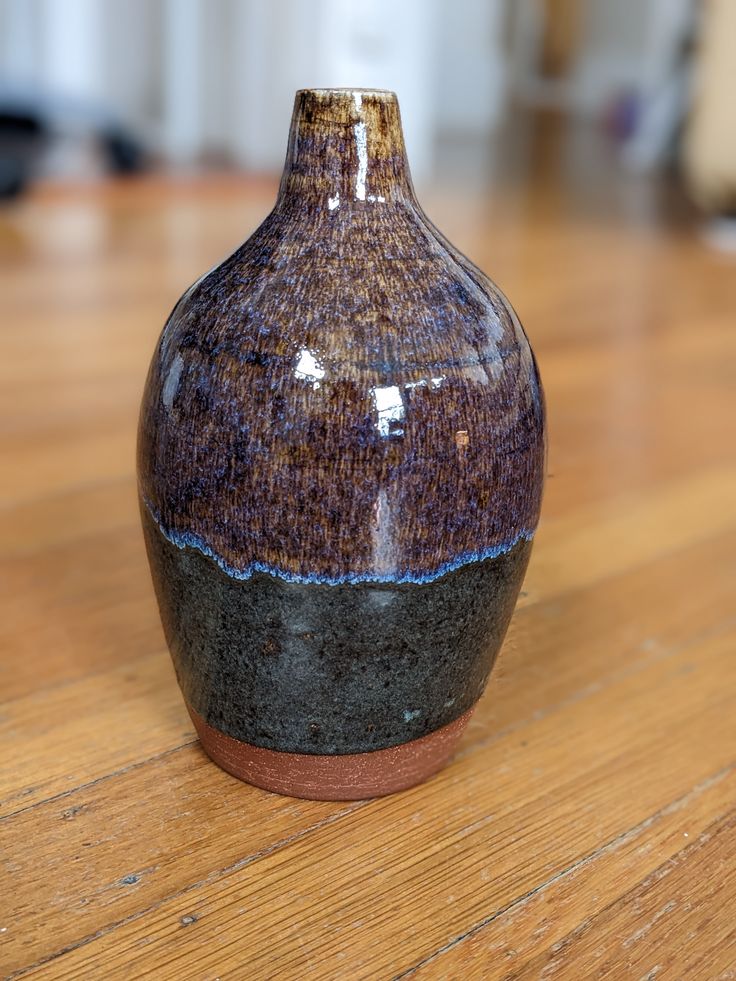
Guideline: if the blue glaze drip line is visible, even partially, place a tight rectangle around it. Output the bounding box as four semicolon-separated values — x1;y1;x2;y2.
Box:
141;497;534;587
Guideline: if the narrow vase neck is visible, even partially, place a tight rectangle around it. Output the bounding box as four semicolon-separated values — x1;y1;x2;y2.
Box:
276;89;416;210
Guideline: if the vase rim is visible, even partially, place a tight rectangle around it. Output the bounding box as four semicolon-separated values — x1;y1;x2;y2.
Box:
295;87;398;99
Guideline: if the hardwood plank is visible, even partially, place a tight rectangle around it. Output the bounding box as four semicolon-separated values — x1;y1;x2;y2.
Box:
0;429;135;509
521;466;736;607
2;149;735;977
0;524;162;705
408;773;736;979
486;528;736;738
0;478;136;560
0;655;186;818
504;808;736;980
0;750;355;977
1;530;733;969
10;625;736;979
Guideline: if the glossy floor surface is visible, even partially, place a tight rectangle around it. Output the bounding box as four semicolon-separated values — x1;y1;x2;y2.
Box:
2;124;735;977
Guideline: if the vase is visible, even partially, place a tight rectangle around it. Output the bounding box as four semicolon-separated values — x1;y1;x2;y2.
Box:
137;88;545;800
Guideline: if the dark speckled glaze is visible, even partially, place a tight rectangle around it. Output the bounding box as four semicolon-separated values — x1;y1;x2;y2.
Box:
137;89;545;798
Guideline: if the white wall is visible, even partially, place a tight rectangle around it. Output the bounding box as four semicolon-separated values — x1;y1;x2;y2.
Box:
434;0;508;134
507;0;694;116
0;0;451;181
574;0;694;113
222;0;438;180
0;0;696;180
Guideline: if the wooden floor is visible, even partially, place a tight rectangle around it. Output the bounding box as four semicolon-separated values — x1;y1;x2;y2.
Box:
1;148;735;979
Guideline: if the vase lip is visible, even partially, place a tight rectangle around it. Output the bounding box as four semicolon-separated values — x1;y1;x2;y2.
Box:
295;87;398;100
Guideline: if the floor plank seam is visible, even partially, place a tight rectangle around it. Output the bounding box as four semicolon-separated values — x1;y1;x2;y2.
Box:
0;742;197;823
453;613;736;766
391;764;736;979
522;803;736;974
5;800;368;979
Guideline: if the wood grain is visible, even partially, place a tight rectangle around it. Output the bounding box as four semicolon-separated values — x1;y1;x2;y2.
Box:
1;154;735;979
15;627;736;979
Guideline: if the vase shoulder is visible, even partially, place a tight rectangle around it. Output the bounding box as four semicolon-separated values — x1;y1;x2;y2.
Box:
162;202;526;375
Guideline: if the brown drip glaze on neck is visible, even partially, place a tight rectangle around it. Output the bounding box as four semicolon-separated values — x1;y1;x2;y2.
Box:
276;88;416;209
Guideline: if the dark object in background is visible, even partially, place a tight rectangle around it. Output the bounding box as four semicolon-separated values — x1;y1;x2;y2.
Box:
100;124;145;175
0;95;146;198
137;88;546;800
0;109;46;198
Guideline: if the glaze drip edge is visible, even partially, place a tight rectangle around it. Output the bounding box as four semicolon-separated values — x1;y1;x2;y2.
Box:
140;495;535;587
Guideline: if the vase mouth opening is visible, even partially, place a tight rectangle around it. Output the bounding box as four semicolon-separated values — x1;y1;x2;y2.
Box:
296;87;398;101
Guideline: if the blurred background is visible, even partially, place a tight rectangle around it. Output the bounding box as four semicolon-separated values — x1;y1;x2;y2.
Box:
0;0;733;222
1;1;735;685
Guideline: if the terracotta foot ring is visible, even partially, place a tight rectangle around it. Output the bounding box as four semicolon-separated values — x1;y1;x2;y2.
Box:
188;705;474;801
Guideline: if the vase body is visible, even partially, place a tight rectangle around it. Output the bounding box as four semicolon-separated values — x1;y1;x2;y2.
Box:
137;89;545;800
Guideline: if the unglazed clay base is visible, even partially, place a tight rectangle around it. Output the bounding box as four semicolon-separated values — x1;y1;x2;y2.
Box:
188;705;474;801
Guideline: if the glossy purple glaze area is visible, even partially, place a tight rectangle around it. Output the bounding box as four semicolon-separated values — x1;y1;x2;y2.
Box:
138;89;545;585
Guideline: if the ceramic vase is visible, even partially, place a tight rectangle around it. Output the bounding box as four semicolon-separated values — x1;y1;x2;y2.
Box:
137;89;545;800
